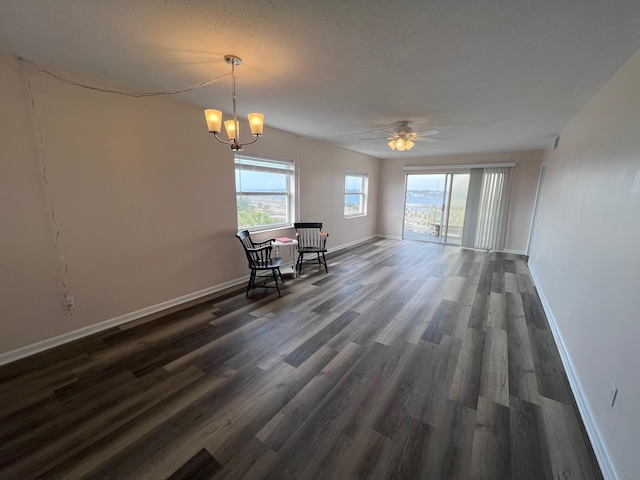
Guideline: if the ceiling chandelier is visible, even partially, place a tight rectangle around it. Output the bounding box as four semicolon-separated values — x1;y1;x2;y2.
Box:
204;55;264;151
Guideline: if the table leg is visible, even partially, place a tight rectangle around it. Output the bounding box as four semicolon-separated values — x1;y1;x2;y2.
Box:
289;243;296;277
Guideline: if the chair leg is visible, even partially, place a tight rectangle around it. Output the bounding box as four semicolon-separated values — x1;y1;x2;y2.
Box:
316;252;328;272
247;270;256;296
296;252;304;274
271;268;281;297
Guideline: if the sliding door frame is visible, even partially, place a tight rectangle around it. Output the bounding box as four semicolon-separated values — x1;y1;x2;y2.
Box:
402;163;516;248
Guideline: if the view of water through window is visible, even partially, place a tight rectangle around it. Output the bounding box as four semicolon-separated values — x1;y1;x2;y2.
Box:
404;173;469;245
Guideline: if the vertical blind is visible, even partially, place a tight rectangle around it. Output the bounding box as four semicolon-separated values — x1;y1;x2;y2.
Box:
462;167;513;250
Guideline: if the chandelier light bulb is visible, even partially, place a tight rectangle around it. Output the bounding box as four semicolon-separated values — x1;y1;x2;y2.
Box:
248;113;264;136
224;119;238;141
204;109;222;133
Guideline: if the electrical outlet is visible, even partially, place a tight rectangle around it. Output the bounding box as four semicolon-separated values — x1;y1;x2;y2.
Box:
64;295;75;311
609;382;618;407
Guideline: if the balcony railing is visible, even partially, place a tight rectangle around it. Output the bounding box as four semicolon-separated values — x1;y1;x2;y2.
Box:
404;203;442;233
404;203;465;243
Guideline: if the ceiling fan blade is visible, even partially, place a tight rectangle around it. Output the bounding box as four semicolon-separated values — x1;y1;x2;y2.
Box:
300;128;380;139
414;128;441;136
414;136;444;143
373;129;395;136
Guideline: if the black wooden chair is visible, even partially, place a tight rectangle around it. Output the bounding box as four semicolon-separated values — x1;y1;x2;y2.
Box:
294;222;329;275
236;230;284;297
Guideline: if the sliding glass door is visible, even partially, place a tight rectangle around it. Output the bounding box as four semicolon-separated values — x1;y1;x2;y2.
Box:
403;173;469;245
403;174;444;242
403;166;513;250
443;173;470;245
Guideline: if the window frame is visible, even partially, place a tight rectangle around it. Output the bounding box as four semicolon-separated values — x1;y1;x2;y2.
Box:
344;170;368;218
235;154;295;232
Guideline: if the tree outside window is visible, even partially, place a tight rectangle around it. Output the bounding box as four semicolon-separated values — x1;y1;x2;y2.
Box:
235;155;294;231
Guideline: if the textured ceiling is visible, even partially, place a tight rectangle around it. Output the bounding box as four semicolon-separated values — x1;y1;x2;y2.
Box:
1;0;640;159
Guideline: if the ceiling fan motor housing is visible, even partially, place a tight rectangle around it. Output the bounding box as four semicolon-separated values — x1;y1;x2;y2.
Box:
396;121;413;136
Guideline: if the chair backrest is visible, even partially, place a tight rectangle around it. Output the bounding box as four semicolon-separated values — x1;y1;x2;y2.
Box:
236;229;255;250
294;222;328;250
236;230;272;268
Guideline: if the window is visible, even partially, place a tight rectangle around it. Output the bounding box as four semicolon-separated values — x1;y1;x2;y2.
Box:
235;155;294;231
344;170;367;217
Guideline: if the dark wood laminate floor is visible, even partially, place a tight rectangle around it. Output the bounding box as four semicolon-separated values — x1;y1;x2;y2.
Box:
0;239;603;479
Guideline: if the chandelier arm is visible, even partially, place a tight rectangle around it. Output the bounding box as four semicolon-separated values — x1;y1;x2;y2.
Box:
242;135;260;146
212;131;259;148
212;131;234;146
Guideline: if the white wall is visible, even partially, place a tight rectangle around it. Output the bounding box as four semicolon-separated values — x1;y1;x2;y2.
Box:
298;138;379;249
0;51;65;352
377;150;542;253
0;50;379;356
529;47;640;480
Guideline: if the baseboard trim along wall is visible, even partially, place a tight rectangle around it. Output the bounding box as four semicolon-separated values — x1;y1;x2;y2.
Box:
528;264;617;480
327;234;378;253
373;236;527;255
0;276;248;367
0;236;534;368
375;234;403;241
0;235;382;367
502;248;527;255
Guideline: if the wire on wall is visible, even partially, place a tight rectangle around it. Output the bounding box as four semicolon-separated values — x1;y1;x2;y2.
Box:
22;61;72;314
19;57;228;314
19;57;230;97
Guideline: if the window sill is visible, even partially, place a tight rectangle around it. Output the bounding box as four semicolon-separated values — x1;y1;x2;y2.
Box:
246;224;294;234
344;214;366;219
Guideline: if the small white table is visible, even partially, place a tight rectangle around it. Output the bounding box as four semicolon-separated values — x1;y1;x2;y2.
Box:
272;239;298;277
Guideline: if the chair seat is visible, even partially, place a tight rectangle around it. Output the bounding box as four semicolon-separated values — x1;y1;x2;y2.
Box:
297;247;327;253
255;258;282;269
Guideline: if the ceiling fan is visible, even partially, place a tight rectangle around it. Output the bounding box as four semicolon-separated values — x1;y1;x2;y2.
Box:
363;120;443;151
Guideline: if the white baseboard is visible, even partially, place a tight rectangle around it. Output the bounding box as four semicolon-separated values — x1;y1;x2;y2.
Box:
374;235;525;254
528;264;617;480
327;234;378;253
0;276;248;367
375;234;403;240
1;236;385;367
502;248;527;255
